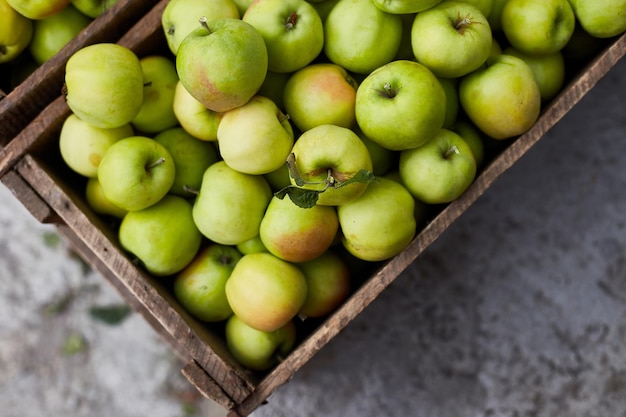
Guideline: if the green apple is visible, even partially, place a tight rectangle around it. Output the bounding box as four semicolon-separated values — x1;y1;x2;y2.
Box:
439;76;459;128
174;244;242;322
568;0;626;38
217;95;294;175
6;0;70;19
309;0;340;21
97;136;175;211
29;4;91;65
355;127;395;176
242;0;324;73
225;314;296;371
394;11;417;61
504;47;566;102
283;62;358;132
70;0;119;18
257;70;290;111
371;0;443;13
399;128;477;204
457;0;493;16
161;0;240;55
176;17;268;113
411;1;493;78
459;54;541;140
119;195;202;276
59;113;133;178
324;0;403;74
487;0;507;31
231;0;254;16
84;177;127;219
501;0;575;55
225;252;307;331
65;43;144;129
337;176;416;261
172;81;222;142
131;55;179;134
288;124;373;206
0;0;33;64
192;161;272;246
236;235;268;255
264;162;291;192
297;250;350;319
355;59;446;150
449;118;485;168
153;127;219;197
259;195;339;263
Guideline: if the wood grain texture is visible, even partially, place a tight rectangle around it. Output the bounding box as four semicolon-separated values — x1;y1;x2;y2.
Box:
181;360;236;410
0;0;162;147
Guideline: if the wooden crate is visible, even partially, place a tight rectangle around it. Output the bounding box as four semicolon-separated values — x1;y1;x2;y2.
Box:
0;1;625;415
0;0;158;147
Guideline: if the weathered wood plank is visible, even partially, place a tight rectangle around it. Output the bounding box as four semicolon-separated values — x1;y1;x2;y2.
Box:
229;31;626;417
0;169;60;224
181;360;236;410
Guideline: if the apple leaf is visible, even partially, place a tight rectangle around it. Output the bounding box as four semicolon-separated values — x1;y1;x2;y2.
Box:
285;153;308;187
335;169;377;189
274;185;321;209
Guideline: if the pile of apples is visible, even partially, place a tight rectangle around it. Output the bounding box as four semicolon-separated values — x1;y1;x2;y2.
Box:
56;0;625;372
0;0;121;94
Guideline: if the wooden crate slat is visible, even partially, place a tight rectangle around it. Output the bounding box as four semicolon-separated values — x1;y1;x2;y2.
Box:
181;360;236;410
228;32;626;417
0;169;60;224
13;154;256;404
0;0;161;147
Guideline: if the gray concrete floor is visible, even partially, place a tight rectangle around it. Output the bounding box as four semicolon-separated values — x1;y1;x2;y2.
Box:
1;58;625;417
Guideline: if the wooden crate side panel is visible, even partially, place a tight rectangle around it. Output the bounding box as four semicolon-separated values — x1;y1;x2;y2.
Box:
13;154;257;404
0;0;161;147
229;32;626;417
1;169;60;224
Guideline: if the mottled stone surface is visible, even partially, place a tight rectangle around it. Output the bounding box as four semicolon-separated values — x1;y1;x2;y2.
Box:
0;57;624;417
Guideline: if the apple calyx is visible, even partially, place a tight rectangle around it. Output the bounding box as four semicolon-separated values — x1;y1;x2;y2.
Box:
285;11;298;30
274;153;376;209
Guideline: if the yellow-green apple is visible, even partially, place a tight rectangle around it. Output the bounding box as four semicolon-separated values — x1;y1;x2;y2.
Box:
131;55;179;134
257;70;290;111
176;17;268;113
438;76;459;128
487;0;507;31
324;0;403;74
297;250;350;318
287;124;373;206
399;128;477;204
59;113;133;178
217;96;294;175
231;0;254;16
97;136;175;211
259;195;339;263
501;0;575;55
242;0;324;73
282;62;358;132
70;0;119;18
225;252;307;331
29;4;90;64
459;54;541;140
504;47;566;102
0;0;33;64
568;0;626;38
264;163;291;192
355;59;446;150
449;118;485;168
161;0;239;55
172;81;222;141
119;195;202;276
411;2;493;78
6;0;70;19
225;315;296;371
65;43;144;129
84;177;127;219
153;127;219;197
354;126;394;176
310;0;339;21
371;0;443;13
236;235;268;255
173;244;242;322
192;161;272;246
337;177;416;261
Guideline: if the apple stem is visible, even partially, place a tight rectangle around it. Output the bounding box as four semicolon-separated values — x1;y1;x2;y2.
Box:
146;157;166;170
382;82;397;98
199;16;212;34
278;113;291;123
454;14;474;33
285;11;298;30
183;185;200;195
444;145;460;159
